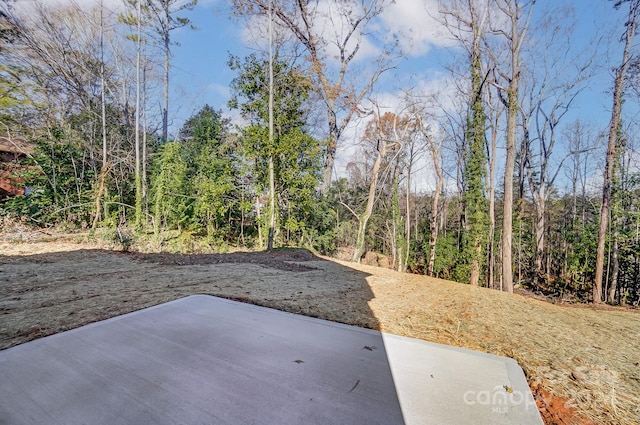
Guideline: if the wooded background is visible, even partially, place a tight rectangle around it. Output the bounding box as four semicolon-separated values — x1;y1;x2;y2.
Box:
1;0;639;305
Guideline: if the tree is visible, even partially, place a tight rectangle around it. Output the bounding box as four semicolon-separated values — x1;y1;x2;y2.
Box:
343;109;418;265
440;0;490;286
229;53;321;249
3;2;143;227
460;40;488;286
178;105;238;238
417;112;445;277
607;129;640;304
137;0;197;143
0;4;29;124
231;0;399;193
594;0;640;302
348;111;401;263
562;120;598;291
93;0;109;228
151;141;189;232
491;0;535;293
519;6;594;286
484;74;503;288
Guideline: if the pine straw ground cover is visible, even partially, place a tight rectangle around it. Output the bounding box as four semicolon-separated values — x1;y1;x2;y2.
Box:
0;236;638;425
354;263;640;425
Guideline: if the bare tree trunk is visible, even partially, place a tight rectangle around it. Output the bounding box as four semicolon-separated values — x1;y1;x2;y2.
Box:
162;10;170;142
534;190;545;284
486;148;496;289
608;234;619;303
321;108;339;194
267;0;276;251
353;140;386;263
93;0;108;229
142;50;148;219
486;80;501;289
498;0;534;293
392;172;404;272
427;188;441;276
134;0;142;228
427;137;443;277
398;121;415;273
403;163;411;272
255;196;264;248
594;0;639;302
268;155;276;250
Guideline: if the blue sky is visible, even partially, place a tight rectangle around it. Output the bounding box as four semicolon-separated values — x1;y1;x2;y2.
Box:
168;0;623;129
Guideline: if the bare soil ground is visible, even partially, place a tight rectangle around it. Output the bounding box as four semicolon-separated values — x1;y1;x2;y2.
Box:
1;234;639;425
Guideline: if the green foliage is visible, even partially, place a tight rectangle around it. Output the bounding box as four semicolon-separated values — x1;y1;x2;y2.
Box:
456;48;489;284
564;221;598;297
151;141;190;232
433;232;460;280
2;136;95;225
229;53;311;129
182;105;238;237
229;53;322;247
0;64;29;114
148;105;239;240
191;142;238;237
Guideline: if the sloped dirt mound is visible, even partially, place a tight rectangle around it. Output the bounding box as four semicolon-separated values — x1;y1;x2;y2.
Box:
531;382;597;425
131;248;319;272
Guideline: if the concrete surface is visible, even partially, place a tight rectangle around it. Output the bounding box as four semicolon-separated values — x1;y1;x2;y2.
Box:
0;295;543;425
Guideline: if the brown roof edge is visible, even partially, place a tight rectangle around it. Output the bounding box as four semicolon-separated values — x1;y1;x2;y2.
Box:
0;136;35;155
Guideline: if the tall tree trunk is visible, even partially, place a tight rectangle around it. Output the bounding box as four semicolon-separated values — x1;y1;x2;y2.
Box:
427;189;441;277
268;155;276;250
392;172;405;272
142;50;148;219
594;0;639;302
427;143;443;277
487;146;496;289
608;234;619;303
502;61;518;294
353;140;386;263
93;0;108;229
321;107;338;194
134;0;142;228
463;4;487;287
403;156;412;273
534;190;545;285
267;0;275;251
500;0;534;293
162;10;170;142
486;87;500;289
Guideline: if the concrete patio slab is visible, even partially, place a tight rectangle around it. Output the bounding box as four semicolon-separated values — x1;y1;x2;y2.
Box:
0;295;543;425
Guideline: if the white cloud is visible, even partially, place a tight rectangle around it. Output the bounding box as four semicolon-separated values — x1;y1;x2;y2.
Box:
239;0;382;63
315;0;381;62
380;0;455;57
333;71;464;190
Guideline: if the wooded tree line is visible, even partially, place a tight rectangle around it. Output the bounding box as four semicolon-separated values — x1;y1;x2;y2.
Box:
1;0;639;305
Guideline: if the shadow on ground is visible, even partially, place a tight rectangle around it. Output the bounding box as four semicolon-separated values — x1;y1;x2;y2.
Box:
1;247;414;424
1;248;379;349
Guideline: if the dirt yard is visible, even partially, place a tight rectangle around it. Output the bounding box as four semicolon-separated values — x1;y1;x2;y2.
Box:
1;235;639;425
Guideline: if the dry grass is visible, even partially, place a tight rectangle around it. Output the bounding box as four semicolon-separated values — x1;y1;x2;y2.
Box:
349;262;640;425
1;234;639;425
